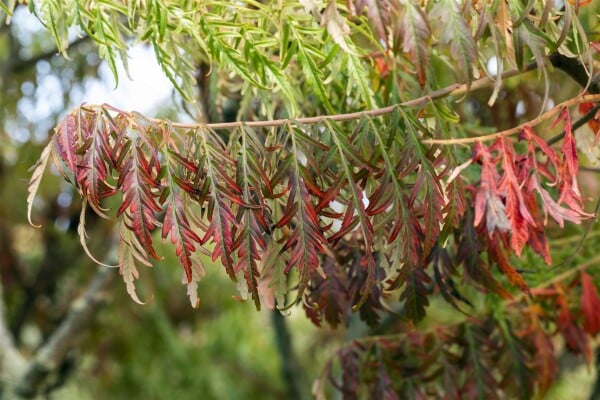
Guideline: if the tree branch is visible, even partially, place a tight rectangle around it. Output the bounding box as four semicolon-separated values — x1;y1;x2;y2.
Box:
10;36;89;74
95;55;597;142
549;53;600;94
118;63;537;130
271;310;307;400
12;267;112;398
546;103;600;146
422;94;600;145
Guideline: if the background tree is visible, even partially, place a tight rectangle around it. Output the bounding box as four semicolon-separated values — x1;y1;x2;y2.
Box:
2;0;600;398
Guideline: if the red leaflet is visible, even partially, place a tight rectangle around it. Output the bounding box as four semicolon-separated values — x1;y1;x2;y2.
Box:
54;113;84;180
232;206;269;308
520;119;591;228
78;112;117;215
580;272;600;336
472;142;510;235
278;173;327;289
555;109;588;215
201;192;236;278
566;0;592;6
117;146;162;261
487;233;530;295
161;189;202;283
472;117;592;275
440;177;466;240
387;193;422;269
414;170;444;261
303;255;349;328
398;267;432;322
457;212;510;299
528;325;558;395
529;176;587;227
519;125;559;173
494;138;533;256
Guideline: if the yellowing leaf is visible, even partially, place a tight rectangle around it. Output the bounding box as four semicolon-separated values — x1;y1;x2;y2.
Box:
321;1;355;55
27;140;53;228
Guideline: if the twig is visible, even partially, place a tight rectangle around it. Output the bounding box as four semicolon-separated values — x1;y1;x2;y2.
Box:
546;103;600;146
128;64;536;130
421;94;600;145
510;253;600;306
580;165;600;173
13;267;112;398
10;36;89;74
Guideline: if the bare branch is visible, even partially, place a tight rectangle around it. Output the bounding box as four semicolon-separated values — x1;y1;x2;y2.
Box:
0;274;27;391
10;36;89;74
13;267;112;398
127;63;538;130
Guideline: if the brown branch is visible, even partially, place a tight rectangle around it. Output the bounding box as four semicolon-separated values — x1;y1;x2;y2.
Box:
121;63;536;130
10;36;89;74
580;165;600;173
99;55;596;141
13;267;112;398
546;103;600;146
422;94;600;145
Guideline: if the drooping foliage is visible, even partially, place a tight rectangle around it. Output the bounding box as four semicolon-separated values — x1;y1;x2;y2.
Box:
14;0;600;397
29;100;595;312
316;268;600;399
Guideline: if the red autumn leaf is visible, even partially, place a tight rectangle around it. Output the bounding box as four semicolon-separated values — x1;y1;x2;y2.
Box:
398;266;432;322
528;175;588;227
554;109;591;219
201;191;236;278
304;254;349;328
350;0;397;48
161;188;202;284
580;272;600;336
77;111;117;216
278;172;327;289
521;181;551;264
487;233;530;295
413;169;444;262
54;113;86;181
373;55;390;78
396;0;430;86
472;142;510;235
117;145;162;261
494;138;534;256
440;177;466;241
519;122;592;229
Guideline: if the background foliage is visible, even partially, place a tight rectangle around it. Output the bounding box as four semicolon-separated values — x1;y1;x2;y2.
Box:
1;0;600;398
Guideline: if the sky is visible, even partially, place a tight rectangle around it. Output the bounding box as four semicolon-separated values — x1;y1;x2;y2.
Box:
81;45;174;113
9;7;176;144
